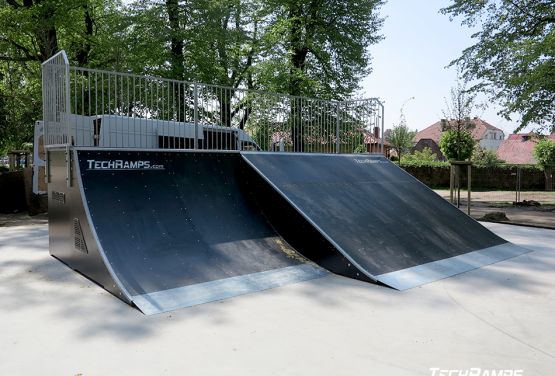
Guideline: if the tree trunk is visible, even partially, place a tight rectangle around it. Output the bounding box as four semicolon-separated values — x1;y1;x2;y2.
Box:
166;0;185;80
36;1;59;61
220;93;232;127
165;0;186;121
76;1;94;67
288;1;308;152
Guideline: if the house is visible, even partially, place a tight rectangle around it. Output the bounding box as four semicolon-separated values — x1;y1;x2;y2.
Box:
363;127;392;157
414;117;505;152
496;133;540;165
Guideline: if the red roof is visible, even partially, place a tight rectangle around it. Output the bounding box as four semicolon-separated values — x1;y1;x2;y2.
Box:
415;118;503;143
496;134;538;164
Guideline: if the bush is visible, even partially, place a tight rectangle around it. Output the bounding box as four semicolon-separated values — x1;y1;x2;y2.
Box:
401;147;449;167
472;146;505;167
533;139;555;170
353;144;367;153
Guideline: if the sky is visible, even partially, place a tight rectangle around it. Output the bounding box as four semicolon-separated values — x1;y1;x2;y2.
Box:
361;0;522;135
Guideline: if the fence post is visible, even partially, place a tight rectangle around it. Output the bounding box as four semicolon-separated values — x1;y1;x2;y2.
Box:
64;57;71;145
336;102;340;154
380;103;385;154
467;164;471;215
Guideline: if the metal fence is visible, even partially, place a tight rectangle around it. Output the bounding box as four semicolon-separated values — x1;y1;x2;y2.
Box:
42;51;384;153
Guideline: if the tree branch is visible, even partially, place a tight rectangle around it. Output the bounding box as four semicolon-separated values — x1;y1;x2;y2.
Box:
0;37;41;61
0;55;37;62
5;0;22;8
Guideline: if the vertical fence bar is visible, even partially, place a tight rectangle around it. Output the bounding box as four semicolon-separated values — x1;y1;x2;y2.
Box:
335;102;340;154
194;83;199;150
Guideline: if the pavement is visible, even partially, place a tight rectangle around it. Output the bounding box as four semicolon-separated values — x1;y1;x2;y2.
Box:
0;221;554;375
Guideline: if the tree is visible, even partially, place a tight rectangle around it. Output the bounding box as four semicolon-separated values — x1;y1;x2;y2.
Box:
439;129;475;161
0;0;125;153
438;77;479;162
0;0;385;153
260;0;384;99
441;76;479;133
533;139;555;190
472;146;504;167
260;0;384;151
386;120;416;166
441;0;555;133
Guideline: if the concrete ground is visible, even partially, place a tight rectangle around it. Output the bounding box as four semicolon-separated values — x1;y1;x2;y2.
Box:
0;221;554;376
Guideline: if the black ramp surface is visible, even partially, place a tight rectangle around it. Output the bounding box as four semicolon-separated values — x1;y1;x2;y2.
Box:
241;152;530;289
77;150;324;314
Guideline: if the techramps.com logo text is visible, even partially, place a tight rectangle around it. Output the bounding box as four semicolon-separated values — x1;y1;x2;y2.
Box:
430;368;523;376
86;159;165;171
353;158;385;164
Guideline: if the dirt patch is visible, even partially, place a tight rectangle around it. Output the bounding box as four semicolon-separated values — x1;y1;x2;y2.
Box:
469;203;555;229
433;189;555;229
479;211;510;222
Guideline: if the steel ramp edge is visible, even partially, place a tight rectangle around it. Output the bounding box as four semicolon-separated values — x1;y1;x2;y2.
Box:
375;242;531;290
132;264;327;315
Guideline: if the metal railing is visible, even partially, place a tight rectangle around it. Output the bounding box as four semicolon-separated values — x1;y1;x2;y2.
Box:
42;51;384;153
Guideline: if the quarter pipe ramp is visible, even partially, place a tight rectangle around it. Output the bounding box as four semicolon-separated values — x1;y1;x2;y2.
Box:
241;152;530;290
48;149;325;314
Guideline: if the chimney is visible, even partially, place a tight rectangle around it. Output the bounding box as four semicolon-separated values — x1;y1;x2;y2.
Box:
440;119;448;131
373;126;380;139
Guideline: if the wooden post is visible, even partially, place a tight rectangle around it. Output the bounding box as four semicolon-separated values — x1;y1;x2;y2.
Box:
450;160;472;213
449;164;454;204
467;164;471;216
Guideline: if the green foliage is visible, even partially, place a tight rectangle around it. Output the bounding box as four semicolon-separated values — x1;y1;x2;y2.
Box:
259;0;385;99
533;139;555;170
401;147;448;167
439;129;475;161
472;146;504;168
0;0;123;154
386;120;416;165
353;144;367;154
441;0;555;133
0;64;42;154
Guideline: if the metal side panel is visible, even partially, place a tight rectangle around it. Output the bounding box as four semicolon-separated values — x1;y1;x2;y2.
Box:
72;149;133;302
375;242;531;290
132;264;327;315
47;149;72;259
47;147;132;304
